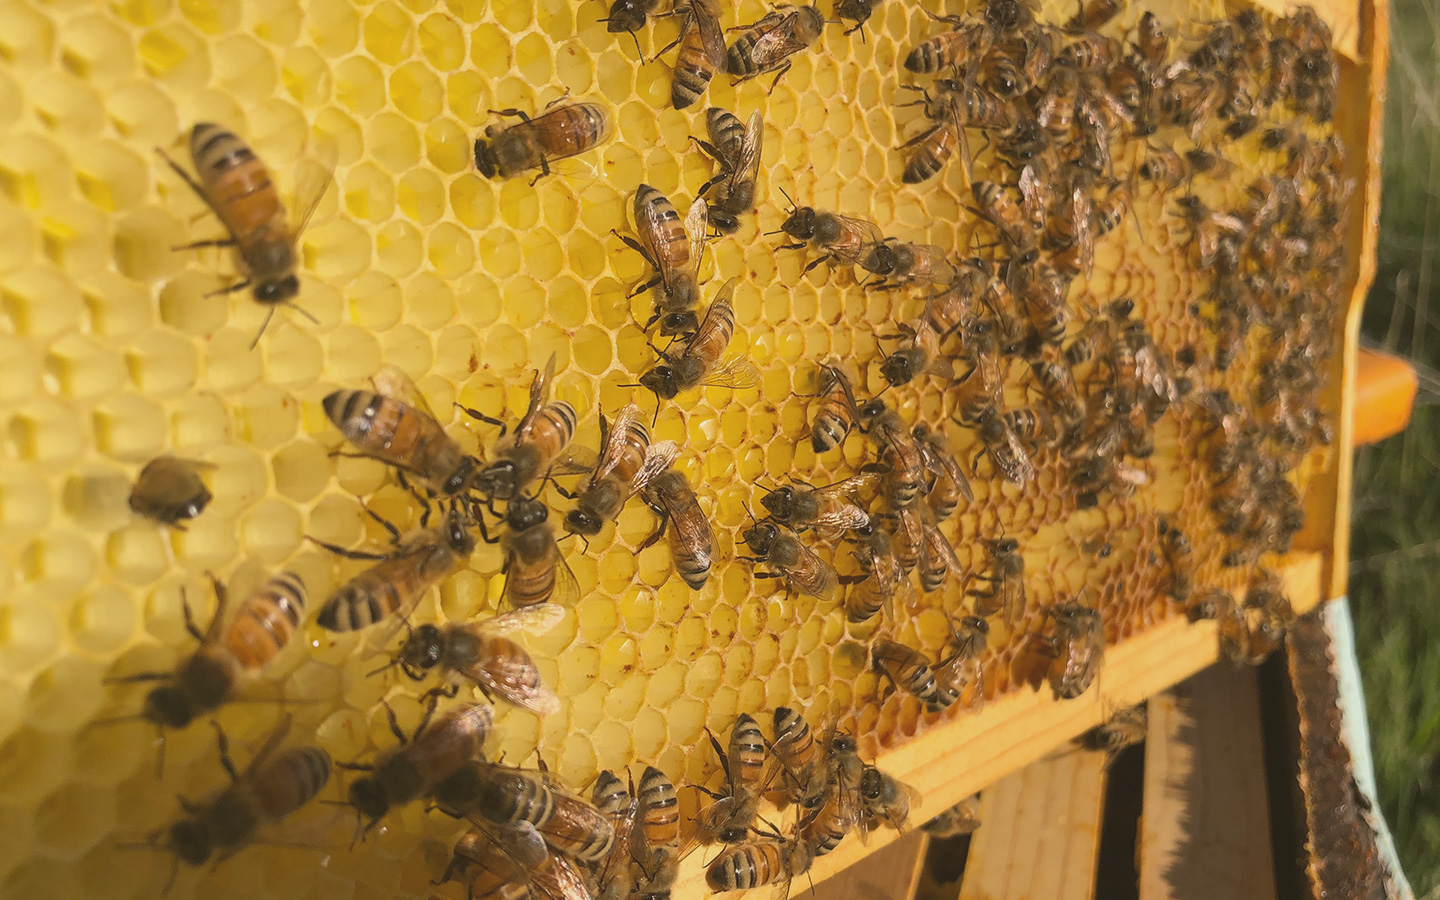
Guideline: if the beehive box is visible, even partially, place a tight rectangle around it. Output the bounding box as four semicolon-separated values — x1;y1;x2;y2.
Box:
0;0;1384;895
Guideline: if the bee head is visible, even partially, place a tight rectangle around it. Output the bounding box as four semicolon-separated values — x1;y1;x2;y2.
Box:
473;140;499;179
347;778;390;823
444;456;480;496
168;819;212;868
143;685;195;730
781;206;815;240
742;521;778;555
757;487;793;520
879;353;914;388
506;496;550;532
399;624;444;671
253;274;300;305
563;508;603;536
639;365;680;400
442;506;476;555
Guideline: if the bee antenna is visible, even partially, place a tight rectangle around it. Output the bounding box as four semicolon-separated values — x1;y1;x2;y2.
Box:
777;185;796;211
741;502;758;526
288;302;321;325
249;307;277;351
365;657;403;678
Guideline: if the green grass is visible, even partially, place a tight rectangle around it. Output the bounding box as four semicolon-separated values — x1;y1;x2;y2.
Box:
1351;0;1440;892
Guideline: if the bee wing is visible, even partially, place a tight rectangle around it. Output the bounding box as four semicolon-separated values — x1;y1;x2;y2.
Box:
694;0;728;66
592;404;644;485
595;797;643;893
372;363;440;421
631;440;681;493
817;472;883;499
685;195;709;268
926;524;965;573
480;602;567;637
726;111;764;194
472;648;561;717
700;356;761;391
517;353;558;441
548;551;583;609
290;137;338;238
917;435;975;504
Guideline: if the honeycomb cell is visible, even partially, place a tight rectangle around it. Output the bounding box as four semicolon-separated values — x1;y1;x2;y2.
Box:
372;219;424;277
138;22;211;86
281;46;332;107
8;401;86;471
362;1;415;65
391;61;443;124
427;222;476;278
334;55;385;117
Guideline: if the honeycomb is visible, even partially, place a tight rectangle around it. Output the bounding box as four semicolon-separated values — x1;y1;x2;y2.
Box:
0;0;1355;897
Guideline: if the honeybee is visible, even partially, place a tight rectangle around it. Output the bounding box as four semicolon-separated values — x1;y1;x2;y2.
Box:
536;789;617;862
1138;145;1187;189
1158;518;1193;603
859;766;916;832
1040;599;1104;699
899;97;968;186
443;761;558;828
878;319;953;387
345;702;493;832
439;826;538;900
495;496;579;610
846;522;909;624
935;615;988;709
128;456;215;529
531;854;593;900
779;201;885;274
912;424;974;520
810;363;861;453
1184;588;1230;623
564;404;680;540
157;123;331;344
872;640;949;711
968;536;1025;625
696;109;763;235
1133;11;1168;73
974;411;1036;486
1065;0;1120;32
923;794;981;837
388;603;564;716
726;5;827;90
972;181;1033;251
105;572;306;771
149;716;328;891
313;504;475;631
800;742;860;856
640;467;715;589
760;474;875;535
470;356;580;502
705;832;813;895
771;706;829;809
1175;195;1247;269
474;101;613;182
617;184;707;336
918;506;964;593
980;42;1031;97
1026;337;1086;430
862;240;959;288
591;774;640;900
696;713;767;844
888;503;925;574
667;0;727;109
1015;263;1071;343
1035;68;1078;136
857;399;926;508
1078;704;1147;762
1044;185;1094;278
741;520;840;601
927;268;984;337
635;765;681;865
903;13;988;73
325;365;479;498
639;278;760;399
951;328;1007;427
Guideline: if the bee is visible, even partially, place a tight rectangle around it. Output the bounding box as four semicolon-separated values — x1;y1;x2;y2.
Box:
971;181;1033;251
951;327;1007;427
1003;407;1058;452
639;278;760;400
602;0;661;49
912;424;974;520
474;101;613;182
1042;182;1092;254
846;521;908;623
888;502;925;574
726;5;826;90
779;201;885;274
667;0;727;109
532;854;592;900
771;706;828;808
345;702;494;832
858;399;927;508
1015;264;1070;346
1092;180;1131;236
878;320;953;387
564;404;680;540
1017;164;1048;231
1026;337;1086;429
1157;519;1193;602
438;827;537;900
923;794;981;837
935;615;988;709
471;356;580;502
1035;68;1078;137
150;716;329;890
903;14;989;73
810;363;860;453
974;410;1036;486
705;832;813;894
968;536;1025;625
1185;589;1231;623
859;766;916;832
800;748;859;856
980;42;1031;97
927;275;984;343
696;109;764;235
918;505;964;593
106;572;307;771
157;123;331;343
741;520;840;601
1078;704;1147;764
128;456;214;529
314;503;475;631
1133;11;1168;73
872;640;948;711
1138;145;1187;189
1065;0;1121;32
641;466;715;589
389;603;564;716
760;474;875;535
445;761;558;828
834;0;880;35
696;713;767;844
900;112;966;186
494;495;579;610
633;766;684;899
862;240;959;289
1039;599;1104;699
535;789;617;862
325;365;479;498
618;185;707;337
1174;196;1247;269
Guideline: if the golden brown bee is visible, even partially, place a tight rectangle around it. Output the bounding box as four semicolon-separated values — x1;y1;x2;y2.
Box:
901;114;964;185
1003;407;1058;451
470;356;580;502
771;706;830;809
879;319;953;387
1064;0;1120;32
975;410;1036;486
106;572;306;769
951;327;1008;427
1138;145;1187;190
779;201;885;274
1040;599;1104;700
444;761;558;828
1026;337;1086;429
639;278;759;399
936;615;988;709
641;466;715;589
325;365;479;498
564;404;680;540
591;773;640;900
706;832;813;893
618;184;707;336
969;536;1025;625
760;474;876;535
741;520;840;601
1185;588;1231;623
494;496;578;610
1042;180;1092;255
918;505;964;594
536;789;617;862
980;42;1031;96
667;0;727;108
532;854;592;900
872;639;949;711
923;794;981;837
857;399;927;508
157;123;330;341
1078;704;1147;762
1016;263;1071;345
846;522;908;624
726;5;826;90
696;713;767;845
1035;67;1078;136
859;766;917;832
345;702;493;832
972;180;1034;251
913;424;974;520
810;363;860;454
1158;518;1193;603
888;503;925;574
150;716;328;890
314;504;475;631
800;731;864;854
128;455;215;529
390;603;564;716
1134;11;1168;72
696;109;764;235
438;826;536;900
903;14;988;73
474;101;612;182
862;239;960;289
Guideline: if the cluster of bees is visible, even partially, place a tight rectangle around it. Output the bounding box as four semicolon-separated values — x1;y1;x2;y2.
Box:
103;0;1353;896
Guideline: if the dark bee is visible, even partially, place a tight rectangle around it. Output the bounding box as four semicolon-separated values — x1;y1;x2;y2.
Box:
872;640;949;711
1039;599;1104;699
779;201;885;274
846;521;908;624
878;320;953;387
974;410;1036;486
924;794;981;837
741;520;840;601
968;536;1025;625
861;239;959;288
602;0;661;48
760;474;876;535
913;424;974;520
695;109;763;235
474;101;613;182
835;0;880;35
903;13;988;74
858;766;916;832
857;399;926;508
129;456;214;529
726;5;826;90
1078;704;1147;764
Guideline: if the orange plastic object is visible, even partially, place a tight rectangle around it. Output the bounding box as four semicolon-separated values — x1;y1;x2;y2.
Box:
1352;349;1419;445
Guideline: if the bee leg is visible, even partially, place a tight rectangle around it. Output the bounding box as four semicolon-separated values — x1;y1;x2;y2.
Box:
306;537;389;562
358;504;405;546
179;586;208;644
210;721;240;782
764;61;793;93
204;279;254;298
455;402;507;436
487;107;534;124
172;238;237;251
638;507;670;550
800;255;832;275
419;683;462;706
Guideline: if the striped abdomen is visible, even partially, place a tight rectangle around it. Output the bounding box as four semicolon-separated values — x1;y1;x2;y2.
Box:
221;571;306;670
317;537;454;631
323;389;470;495
706;841;785;891
730;713;767;788
252;745;332;823
539;792;615;861
476;769;557;826
503;525;561;608
385;705;493;804
189;123;289;249
637;767;680;847
635;185;691;269
772;707;817;772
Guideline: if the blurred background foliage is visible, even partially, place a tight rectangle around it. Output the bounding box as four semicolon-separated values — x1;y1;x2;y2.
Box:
1352;0;1440;892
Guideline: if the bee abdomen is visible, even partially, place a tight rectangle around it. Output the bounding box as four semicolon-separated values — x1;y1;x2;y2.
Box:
222;571;307;669
318;572;405;632
255;746;332;822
